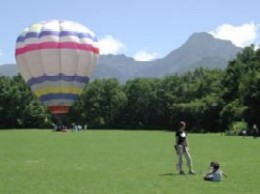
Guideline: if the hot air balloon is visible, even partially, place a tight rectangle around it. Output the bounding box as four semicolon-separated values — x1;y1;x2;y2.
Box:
15;20;99;118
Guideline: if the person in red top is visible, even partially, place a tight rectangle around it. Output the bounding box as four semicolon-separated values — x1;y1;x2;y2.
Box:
175;121;195;175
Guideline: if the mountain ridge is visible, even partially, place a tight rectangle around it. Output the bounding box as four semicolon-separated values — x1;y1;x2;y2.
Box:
0;32;242;82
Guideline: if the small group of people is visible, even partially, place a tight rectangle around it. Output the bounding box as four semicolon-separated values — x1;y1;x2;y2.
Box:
174;121;227;182
240;123;258;138
71;123;88;132
52;123;68;132
71;122;82;132
52;122;88;132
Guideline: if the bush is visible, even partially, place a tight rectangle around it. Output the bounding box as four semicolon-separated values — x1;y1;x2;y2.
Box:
226;121;247;135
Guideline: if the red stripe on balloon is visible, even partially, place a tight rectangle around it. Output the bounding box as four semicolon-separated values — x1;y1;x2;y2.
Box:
15;42;99;56
48;106;70;114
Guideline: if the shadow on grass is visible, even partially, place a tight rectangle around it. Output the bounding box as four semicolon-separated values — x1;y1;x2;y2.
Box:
159;172;197;176
159;173;180;176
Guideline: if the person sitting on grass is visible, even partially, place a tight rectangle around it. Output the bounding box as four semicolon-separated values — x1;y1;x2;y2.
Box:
203;161;227;182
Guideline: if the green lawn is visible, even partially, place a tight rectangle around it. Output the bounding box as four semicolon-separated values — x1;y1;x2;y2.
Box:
0;130;259;194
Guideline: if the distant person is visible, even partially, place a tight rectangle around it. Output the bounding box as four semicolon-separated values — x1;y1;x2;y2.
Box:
52;123;57;132
175;121;195;175
77;125;82;131
253;124;258;138
203;161;227;182
72;122;78;132
241;129;247;138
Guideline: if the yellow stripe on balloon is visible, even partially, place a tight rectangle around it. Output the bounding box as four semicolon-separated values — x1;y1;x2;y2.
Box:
34;87;82;97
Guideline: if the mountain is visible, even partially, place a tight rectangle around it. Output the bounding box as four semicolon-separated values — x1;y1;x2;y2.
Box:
0;63;18;77
0;32;241;82
142;32;241;77
94;32;241;81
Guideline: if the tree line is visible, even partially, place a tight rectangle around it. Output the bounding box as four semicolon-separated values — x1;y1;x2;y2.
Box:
0;46;259;132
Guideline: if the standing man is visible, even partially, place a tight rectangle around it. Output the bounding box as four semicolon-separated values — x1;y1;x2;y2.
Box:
175;121;195;175
253;124;258;138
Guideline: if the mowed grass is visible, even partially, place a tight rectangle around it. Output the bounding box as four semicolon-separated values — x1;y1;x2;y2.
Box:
0;130;259;194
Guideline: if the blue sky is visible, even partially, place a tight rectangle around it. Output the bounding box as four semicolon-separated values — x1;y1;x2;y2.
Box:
1;0;260;64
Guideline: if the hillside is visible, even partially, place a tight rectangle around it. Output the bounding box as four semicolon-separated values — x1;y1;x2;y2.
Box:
0;63;18;77
0;32;242;82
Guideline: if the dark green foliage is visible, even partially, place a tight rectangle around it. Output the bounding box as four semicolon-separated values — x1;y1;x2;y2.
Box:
0;46;259;132
221;45;260;129
67;78;127;129
0;75;51;129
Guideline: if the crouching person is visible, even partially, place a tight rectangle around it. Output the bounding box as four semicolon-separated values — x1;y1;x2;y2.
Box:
204;161;227;182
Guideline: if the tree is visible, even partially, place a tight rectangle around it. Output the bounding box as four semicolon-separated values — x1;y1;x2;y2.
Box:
123;78;160;129
68;78;127;128
220;45;260;129
0;75;50;128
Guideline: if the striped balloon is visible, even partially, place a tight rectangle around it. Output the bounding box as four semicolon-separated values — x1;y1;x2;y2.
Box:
15;20;99;114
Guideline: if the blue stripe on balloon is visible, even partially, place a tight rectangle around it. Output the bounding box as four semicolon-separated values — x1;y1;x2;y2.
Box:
27;74;89;87
39;93;78;102
39;31;59;38
16;30;97;43
59;31;93;39
16;32;39;42
25;32;39;39
16;35;26;42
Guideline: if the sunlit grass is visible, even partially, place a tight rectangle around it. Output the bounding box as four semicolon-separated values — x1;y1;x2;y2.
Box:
0;130;259;194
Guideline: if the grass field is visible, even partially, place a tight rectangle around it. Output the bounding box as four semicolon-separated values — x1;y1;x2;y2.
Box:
0;129;259;194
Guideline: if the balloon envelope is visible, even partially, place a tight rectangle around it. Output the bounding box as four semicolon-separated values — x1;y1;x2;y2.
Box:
15;20;99;114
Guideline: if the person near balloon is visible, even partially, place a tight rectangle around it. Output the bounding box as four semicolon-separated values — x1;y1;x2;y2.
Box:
175;121;195;175
52;123;57;131
72;122;78;132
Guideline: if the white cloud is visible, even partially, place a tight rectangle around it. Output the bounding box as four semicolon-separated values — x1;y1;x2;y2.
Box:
97;35;159;61
133;50;158;61
98;35;125;55
209;22;259;47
